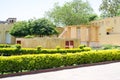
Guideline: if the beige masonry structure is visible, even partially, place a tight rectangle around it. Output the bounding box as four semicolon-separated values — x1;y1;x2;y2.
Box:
15;16;120;48
16;38;80;49
59;25;99;47
0;18;16;44
16;25;99;48
91;16;120;46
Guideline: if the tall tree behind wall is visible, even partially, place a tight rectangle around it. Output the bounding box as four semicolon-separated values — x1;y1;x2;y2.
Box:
46;0;97;26
99;0;120;18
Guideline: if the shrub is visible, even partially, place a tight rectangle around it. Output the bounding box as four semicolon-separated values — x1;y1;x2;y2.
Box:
82;47;92;51
0;44;11;48
101;44;119;50
15;44;21;50
37;46;42;51
1;49;120;74
0;48;17;56
56;46;61;51
0;47;91;56
79;45;86;49
24;35;34;38
101;44;113;50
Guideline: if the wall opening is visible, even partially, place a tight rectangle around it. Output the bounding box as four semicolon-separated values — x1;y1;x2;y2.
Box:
5;31;11;44
65;40;74;48
16;40;21;44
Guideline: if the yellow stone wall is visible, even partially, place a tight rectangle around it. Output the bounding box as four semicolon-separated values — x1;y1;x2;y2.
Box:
59;25;99;42
16;38;81;49
0;24;16;44
80;26;89;41
91;16;120;46
100;34;120;45
16;25;99;48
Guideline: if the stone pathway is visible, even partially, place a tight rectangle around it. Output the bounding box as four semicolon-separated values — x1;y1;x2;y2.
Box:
1;62;120;80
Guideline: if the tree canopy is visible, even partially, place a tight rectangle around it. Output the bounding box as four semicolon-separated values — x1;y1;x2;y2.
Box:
10;18;58;37
99;0;120;18
10;21;29;37
46;0;97;26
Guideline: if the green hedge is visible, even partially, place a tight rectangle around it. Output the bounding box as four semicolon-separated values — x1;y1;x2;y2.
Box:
0;44;11;48
0;47;91;56
0;49;120;74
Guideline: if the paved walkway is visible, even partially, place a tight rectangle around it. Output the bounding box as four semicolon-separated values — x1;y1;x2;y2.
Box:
1;62;120;80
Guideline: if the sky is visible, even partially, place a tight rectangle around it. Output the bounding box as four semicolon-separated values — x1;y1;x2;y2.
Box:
0;0;102;21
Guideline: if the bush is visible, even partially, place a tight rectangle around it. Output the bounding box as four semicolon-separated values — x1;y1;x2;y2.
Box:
1;49;120;74
82;47;92;51
56;46;61;51
101;44;119;50
0;48;18;56
15;44;21;50
79;45;86;49
37;46;42;51
0;47;91;56
0;44;11;48
24;35;34;38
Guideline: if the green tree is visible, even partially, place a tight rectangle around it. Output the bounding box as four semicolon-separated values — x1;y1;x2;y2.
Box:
10;21;29;37
29;18;58;36
10;18;58;37
88;14;98;22
46;0;96;26
99;0;120;18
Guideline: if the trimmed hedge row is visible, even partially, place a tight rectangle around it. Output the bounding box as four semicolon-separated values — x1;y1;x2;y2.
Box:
0;44;11;48
0;49;120;74
0;47;91;56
